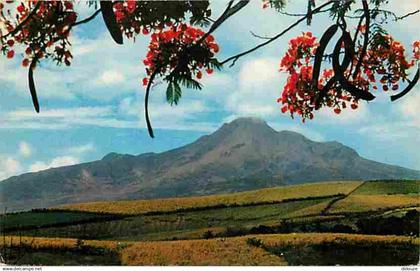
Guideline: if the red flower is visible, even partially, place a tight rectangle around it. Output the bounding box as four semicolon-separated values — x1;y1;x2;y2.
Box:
17;4;25;13
142;78;149;86
64;1;73;10
6;50;14;59
127;1;137;13
334;108;341;114
6;40;14;47
281;105;288;113
142;24;219;89
22;59;30;67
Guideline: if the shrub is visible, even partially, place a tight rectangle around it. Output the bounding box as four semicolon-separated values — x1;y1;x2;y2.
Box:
246;237;264;248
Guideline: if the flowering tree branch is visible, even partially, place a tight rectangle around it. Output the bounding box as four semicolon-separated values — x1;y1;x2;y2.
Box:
220;0;335;67
0;0;419;137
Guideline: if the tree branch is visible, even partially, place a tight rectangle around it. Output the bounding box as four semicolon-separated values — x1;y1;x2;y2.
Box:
72;9;101;27
144;69;159;138
1;2;41;39
221;0;335;67
395;9;419;21
197;0;250;44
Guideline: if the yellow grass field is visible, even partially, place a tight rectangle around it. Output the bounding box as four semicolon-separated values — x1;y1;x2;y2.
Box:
0;236;132;251
54;181;362;215
2;233;418;266
121;237;286;265
328;194;420;214
121;233;419;265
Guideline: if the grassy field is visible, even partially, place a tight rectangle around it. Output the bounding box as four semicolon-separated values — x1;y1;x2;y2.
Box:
352;180;420;195
2;180;419;265
14;198;332;240
54;181;362;215
2;233;418;266
328;194;420;214
1;210;118;231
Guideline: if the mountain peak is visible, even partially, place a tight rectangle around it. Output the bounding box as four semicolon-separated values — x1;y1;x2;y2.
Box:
212;117;276;142
229;117;267;125
2;117;419;212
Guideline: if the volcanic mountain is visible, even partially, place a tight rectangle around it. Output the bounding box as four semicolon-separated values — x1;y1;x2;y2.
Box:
1;117;418;211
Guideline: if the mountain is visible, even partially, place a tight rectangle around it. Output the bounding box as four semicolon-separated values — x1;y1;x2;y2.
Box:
1;117;419;211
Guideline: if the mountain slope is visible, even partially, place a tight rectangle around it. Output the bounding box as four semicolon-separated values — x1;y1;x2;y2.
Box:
1;117;419;211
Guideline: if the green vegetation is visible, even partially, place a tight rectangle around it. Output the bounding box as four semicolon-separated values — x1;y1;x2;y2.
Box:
265;242;419;266
12;198;331;241
2;180;420;265
4;246;120;266
328;194;419;213
1;210;122;231
353;180;420;195
55;181;362;215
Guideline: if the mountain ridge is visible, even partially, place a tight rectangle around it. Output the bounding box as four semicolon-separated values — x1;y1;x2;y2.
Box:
1;117;419;211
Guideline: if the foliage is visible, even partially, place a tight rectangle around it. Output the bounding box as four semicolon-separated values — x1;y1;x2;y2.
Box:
246;237;264;248
328;194;420;214
356;210;419;236
0;210;120;232
17;199;328;241
142;24;221;105
120;236;286;265
352;180;420;195
1;1;419;136
54;181;362;215
277;29;420;121
3;233;418;265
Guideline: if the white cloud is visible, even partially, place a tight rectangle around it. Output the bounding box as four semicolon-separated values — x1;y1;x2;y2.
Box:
395;86;420;128
29;156;80;173
226;58;281;117
18;141;32;158
0;106;139;130
0;156;22;180
314;101;371;125
268;122;326;142
67;143;95;155
96;70;125;86
7;106;114;120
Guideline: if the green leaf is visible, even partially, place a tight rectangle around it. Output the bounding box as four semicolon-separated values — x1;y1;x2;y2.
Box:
166;81;182;105
209;58;223;71
178;76;202;90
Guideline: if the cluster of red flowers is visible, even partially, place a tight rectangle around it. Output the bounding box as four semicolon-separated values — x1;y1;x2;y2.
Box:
262;0;270;9
278;31;420;121
113;0;210;38
413;41;420;60
1;1;77;68
278;32;352;120
114;0;137;22
113;0;143;38
360;34;418;92
142;24;219;86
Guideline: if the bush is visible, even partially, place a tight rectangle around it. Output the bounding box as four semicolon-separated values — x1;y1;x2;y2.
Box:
202;230;214;239
356;210;419;236
246;237;263;248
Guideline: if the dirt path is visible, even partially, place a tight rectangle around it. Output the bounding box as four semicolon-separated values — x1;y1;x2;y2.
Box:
320;181;367;215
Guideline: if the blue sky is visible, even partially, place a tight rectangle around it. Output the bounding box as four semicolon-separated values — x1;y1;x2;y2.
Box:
0;0;419;180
